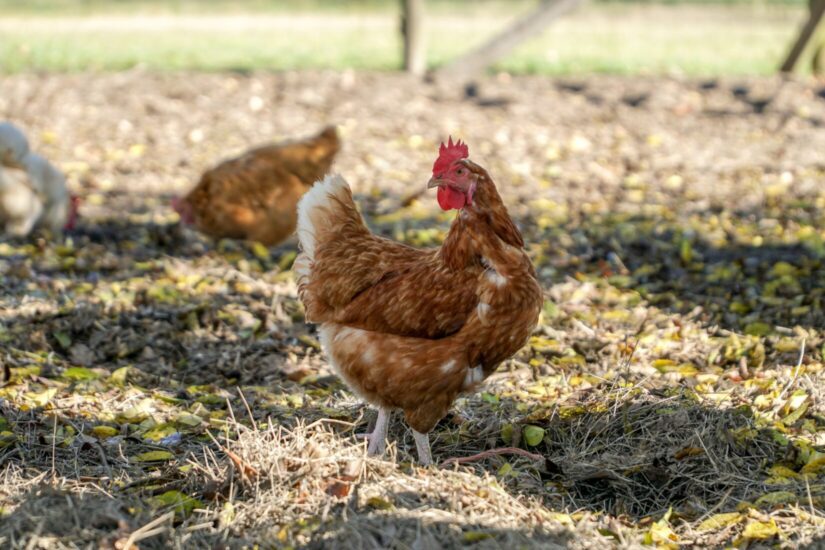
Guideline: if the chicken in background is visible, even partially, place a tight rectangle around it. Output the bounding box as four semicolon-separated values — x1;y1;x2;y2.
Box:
173;126;340;246
295;138;543;465
0;122;79;237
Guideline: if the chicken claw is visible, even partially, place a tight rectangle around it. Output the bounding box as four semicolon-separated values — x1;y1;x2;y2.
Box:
360;408;390;457
413;430;432;466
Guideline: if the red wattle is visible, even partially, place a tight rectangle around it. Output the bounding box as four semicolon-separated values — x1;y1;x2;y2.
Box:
437;186;466;211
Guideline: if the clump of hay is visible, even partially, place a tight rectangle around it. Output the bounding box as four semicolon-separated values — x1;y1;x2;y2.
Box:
183;419;611;549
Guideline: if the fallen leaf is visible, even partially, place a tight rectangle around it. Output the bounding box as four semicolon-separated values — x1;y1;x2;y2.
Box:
522;425;545;446
697;512;742;531
134;450;174;462
741;519;779;540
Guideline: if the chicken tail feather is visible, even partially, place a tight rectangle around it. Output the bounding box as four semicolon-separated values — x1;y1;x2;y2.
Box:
296;173;361;263
295;173;367;321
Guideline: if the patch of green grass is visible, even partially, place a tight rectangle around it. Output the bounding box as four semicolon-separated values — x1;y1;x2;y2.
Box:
0;0;809;15
0;5;812;75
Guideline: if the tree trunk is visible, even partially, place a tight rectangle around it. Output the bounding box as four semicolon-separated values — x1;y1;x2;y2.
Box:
401;0;426;76
780;0;825;72
433;0;582;82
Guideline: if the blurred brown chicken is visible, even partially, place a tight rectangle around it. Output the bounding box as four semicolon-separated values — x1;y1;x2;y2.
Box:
173;126;340;245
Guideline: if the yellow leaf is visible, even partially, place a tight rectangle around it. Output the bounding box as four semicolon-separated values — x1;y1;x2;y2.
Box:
366;496;393;510
462;531;492;543
741;519;779;540
23;387;58;407
645;520;677;545
134;450;174;462
550;512;574;526
768;464;800;479
782;402;809;426
679;238;693;264
250;242;270;261
142;423;178;442
128;144;145;157
554;355;586;368
802;450;825;474
697;512;742;531
110;366;131;385
497;463;513;477
755;491;798;507
785;390;808;413
91;426;119;439
115;398;155;424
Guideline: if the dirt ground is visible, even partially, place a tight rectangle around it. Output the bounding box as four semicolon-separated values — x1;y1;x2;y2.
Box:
1;71;825;548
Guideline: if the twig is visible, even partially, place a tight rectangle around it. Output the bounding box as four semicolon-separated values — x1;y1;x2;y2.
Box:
306;418;359;430
122;511;174;550
805;475;820;518
50;415;57;480
236;387;256;426
206;431;259;481
440;447;544;469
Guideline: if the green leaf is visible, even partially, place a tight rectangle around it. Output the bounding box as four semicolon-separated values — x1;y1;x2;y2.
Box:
500;423;514;445
149;490;202;517
522;425;545;446
53;331;71;350
744;322;772;337
481;392;499;404
0;431;18;448
175;413;203;428
62;367;100;382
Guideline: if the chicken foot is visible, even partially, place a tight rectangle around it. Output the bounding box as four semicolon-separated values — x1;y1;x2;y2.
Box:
358;407;390;456
413;430;432;466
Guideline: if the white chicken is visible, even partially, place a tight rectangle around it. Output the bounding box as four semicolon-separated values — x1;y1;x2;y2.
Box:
0;122;78;237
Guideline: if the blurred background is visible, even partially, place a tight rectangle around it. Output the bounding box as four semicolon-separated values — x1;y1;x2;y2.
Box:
0;0;821;76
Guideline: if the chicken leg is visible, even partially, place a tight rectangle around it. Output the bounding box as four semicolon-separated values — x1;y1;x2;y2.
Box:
364;407;390;456
413;430;432;466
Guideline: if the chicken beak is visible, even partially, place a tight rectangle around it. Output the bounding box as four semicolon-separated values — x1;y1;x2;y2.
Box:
427;177;441;189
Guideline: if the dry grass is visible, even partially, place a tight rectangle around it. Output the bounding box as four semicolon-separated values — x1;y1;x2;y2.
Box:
2;71;825;548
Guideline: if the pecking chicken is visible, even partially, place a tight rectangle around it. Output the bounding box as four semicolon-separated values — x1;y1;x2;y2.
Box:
294;138;542;465
173;125;340;246
0;122;79;237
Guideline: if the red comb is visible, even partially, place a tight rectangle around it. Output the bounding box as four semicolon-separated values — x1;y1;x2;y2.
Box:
432;136;469;175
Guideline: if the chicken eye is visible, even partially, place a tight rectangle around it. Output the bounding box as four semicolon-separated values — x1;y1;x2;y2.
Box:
456;168;464;175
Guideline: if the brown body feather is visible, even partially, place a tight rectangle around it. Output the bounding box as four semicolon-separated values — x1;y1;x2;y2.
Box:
182;126;339;245
295;163;542;435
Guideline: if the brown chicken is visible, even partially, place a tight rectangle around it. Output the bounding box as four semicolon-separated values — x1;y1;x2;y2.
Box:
173;126;340;245
294;138;542;465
